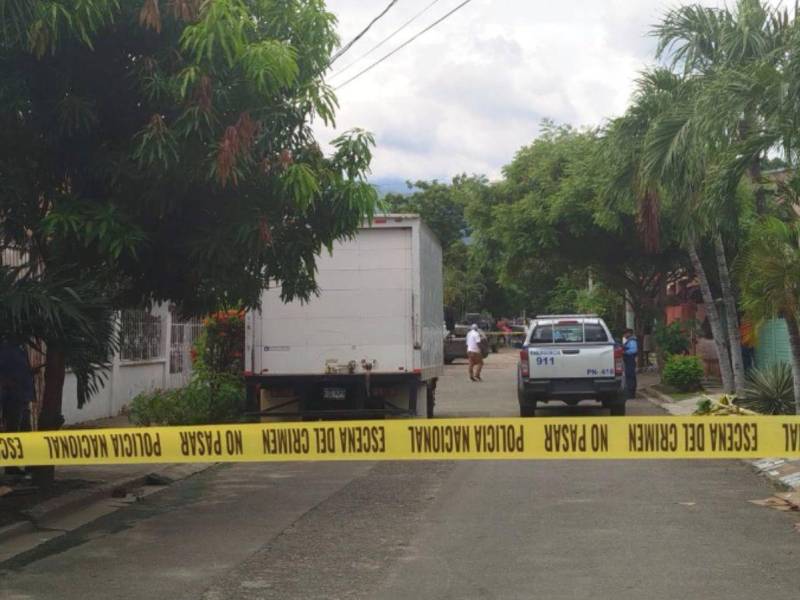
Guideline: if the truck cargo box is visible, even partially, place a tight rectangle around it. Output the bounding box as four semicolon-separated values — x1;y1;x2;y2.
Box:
245;215;443;419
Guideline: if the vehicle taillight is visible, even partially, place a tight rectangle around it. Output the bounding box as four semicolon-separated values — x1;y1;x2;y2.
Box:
614;346;624;376
520;349;529;377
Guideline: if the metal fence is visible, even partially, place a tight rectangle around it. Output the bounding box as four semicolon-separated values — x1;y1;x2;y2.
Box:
119;309;164;362
170;318;204;387
2;246;27;268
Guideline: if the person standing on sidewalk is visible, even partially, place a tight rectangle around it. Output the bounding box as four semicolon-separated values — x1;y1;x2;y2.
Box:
466;324;483;382
622;329;638;399
0;339;34;476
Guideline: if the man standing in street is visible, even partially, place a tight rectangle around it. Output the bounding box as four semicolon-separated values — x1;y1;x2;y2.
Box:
622;328;638;399
466;324;483;382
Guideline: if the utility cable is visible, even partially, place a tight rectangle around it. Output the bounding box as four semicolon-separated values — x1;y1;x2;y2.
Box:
329;0;401;66
329;0;444;81
334;0;475;90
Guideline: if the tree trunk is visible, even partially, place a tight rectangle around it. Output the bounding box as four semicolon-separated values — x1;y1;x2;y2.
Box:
713;233;746;397
688;242;735;393
785;315;800;415
31;347;67;488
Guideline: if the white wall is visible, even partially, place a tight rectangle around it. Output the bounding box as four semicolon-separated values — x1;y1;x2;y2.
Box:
61;304;180;425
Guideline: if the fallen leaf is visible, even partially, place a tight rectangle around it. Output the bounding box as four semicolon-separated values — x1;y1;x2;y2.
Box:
749;497;800;512
776;492;800;508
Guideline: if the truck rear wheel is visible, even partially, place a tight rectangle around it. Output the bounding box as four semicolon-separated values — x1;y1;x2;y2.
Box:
518;386;537;417
604;391;626;416
609;401;626;416
426;381;436;418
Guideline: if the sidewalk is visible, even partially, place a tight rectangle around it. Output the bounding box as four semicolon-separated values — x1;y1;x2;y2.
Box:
0;413;216;551
640;381;800;494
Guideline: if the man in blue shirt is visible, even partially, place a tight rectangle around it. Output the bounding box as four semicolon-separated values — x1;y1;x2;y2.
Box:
622;329;638;399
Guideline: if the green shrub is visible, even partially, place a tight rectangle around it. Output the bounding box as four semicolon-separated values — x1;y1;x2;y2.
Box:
654;321;693;356
129;375;245;426
738;363;795;415
662;354;704;391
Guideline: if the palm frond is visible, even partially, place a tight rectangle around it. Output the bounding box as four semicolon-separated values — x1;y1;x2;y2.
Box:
0;265;118;407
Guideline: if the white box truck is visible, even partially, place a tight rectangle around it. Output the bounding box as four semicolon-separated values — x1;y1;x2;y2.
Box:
244;215;444;419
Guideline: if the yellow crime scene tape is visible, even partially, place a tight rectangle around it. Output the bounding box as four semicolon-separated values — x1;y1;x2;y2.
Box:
2;416;800;466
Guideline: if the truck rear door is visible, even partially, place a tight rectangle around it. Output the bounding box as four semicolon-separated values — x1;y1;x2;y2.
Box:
527;321;615;379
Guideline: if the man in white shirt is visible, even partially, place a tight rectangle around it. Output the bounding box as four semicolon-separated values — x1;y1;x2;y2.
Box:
466;324;483;382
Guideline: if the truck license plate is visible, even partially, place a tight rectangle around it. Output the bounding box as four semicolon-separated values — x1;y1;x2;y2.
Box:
323;387;346;400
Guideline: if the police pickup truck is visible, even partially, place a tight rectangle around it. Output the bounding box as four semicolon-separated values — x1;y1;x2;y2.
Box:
517;315;625;416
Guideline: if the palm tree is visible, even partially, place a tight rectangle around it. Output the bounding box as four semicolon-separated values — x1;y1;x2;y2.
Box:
604;70;738;393
739;216;800;413
649;0;793;397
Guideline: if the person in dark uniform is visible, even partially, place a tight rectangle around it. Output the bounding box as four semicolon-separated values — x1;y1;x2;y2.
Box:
622;329;638;399
0;340;34;475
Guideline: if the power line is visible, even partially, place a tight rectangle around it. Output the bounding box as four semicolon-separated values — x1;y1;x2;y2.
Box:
334;0;475;90
329;0;444;82
328;0;401;66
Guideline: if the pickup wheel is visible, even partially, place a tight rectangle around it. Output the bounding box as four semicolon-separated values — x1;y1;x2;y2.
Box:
608;398;626;416
517;387;537;417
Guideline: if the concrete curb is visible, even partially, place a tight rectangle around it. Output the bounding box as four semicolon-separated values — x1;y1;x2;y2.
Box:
640;387;697;416
0;520;36;543
642;386;673;405
0;463;215;544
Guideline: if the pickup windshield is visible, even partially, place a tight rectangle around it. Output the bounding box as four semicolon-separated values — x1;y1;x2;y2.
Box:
529;323;608;344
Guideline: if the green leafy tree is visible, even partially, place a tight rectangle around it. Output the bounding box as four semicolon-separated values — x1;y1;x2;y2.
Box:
384;179;469;250
0;1;378;440
484;124;685;336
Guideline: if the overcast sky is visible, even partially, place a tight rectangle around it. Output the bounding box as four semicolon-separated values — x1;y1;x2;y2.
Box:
314;0;732;184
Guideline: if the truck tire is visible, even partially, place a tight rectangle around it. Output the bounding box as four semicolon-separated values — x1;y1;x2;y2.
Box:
517;385;537;417
608;393;626;416
426;380;436;418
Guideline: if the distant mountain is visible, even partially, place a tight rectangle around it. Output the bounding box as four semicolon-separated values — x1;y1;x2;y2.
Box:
371;177;413;197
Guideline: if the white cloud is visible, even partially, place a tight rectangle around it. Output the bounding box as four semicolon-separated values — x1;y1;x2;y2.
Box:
315;0;731;181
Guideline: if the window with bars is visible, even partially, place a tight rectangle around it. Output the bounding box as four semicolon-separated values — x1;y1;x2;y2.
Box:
119;310;164;362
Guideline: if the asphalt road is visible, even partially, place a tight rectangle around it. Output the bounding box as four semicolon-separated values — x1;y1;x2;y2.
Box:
2;351;799;599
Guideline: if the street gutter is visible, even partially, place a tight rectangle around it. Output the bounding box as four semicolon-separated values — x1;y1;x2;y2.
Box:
0;462;215;546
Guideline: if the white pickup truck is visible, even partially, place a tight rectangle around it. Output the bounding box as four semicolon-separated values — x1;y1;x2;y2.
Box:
517;315;625;416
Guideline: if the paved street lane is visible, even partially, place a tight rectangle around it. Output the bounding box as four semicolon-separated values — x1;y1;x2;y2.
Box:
2;350;799;599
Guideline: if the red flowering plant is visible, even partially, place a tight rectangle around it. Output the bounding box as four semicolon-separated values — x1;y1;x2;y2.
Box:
194;309;246;380
129;309;246;426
